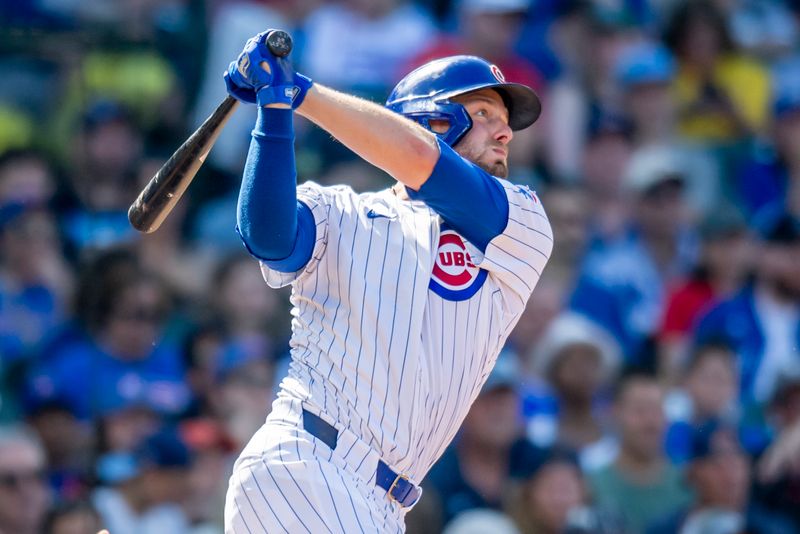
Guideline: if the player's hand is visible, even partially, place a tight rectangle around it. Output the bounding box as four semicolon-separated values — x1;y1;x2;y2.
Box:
223;30;313;109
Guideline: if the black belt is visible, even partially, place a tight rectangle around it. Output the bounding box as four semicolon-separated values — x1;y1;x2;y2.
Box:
302;409;421;508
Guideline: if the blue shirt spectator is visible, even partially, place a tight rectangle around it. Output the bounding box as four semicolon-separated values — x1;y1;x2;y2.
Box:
648;420;794;534
26;331;189;421
0;204;72;365
571;144;699;361
694;213;800;406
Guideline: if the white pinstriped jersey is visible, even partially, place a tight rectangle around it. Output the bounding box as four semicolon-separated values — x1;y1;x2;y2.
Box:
260;178;552;485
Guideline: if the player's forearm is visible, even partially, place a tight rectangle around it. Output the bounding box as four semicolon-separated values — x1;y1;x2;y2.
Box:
296;84;439;190
237;107;297;258
237;107;317;272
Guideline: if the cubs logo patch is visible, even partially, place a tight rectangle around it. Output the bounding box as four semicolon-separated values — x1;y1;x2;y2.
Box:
490;64;506;83
429;229;488;301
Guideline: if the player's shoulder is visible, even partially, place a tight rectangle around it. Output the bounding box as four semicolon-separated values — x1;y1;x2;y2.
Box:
496;177;534;196
495;178;544;210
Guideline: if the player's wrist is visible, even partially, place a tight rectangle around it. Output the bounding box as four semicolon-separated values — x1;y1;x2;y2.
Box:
292;73;313;109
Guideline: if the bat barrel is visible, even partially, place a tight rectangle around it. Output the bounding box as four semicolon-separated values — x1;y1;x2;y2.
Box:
128;96;239;233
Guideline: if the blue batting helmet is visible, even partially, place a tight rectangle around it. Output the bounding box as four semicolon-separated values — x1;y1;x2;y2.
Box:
386;56;541;146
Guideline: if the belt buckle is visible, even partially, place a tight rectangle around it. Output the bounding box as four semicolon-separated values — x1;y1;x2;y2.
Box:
387;473;409;501
387;473;418;507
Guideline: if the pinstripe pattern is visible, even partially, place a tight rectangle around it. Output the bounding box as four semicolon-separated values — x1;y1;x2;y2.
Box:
227;179;552;531
225;397;405;533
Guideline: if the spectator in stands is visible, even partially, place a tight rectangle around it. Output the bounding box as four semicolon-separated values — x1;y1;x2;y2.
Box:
614;40;722;216
0;149;58;206
659;205;752;382
442;508;520;534
43;500;102;534
26;401;92;501
724;0;798;63
755;371;800;529
301;0;435;97
648;419;794;534
182;321;225;417
527;313;621;472
664;342;741;463
579;109;633;245
505;448;593;534
571;144;698;363
92;428;193;534
544;5;641;181
26;250;190;420
735;76;800;219
614;42;676;148
0;425;51;534
409;0;540;88
208;337;276;450
94;393;163;458
61;101;143;251
588;372;691;533
424;350;544;527
665;0;770;145
694;211;800;405
0;203;74;365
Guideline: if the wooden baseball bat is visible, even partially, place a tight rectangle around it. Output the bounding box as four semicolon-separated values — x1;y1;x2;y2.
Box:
128;30;293;233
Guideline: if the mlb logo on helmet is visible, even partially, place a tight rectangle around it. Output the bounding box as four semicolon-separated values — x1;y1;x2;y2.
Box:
430;229;488;301
490;64;505;83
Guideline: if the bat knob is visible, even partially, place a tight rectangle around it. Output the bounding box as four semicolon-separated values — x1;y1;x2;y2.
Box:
266;30;293;58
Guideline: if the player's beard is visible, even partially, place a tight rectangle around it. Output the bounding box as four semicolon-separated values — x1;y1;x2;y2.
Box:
455;143;509;178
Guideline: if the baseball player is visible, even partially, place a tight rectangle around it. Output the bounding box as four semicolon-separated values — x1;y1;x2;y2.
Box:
222;30;553;533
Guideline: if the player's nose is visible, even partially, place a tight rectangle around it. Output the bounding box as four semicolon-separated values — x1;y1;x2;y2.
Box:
493;119;513;145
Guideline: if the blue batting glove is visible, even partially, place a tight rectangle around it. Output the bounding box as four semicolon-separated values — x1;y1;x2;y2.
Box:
223;30;313;109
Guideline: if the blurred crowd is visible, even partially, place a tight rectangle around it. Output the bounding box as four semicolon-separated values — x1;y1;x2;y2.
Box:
1;0;800;532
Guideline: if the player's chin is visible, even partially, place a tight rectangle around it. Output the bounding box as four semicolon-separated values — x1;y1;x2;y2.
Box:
489;159;508;178
474;155;508;178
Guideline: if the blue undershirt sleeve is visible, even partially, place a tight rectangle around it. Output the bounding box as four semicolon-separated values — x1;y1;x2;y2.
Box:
406;137;509;252
236;107;315;272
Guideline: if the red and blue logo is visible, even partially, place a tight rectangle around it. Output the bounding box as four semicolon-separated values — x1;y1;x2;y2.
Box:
429;228;488;301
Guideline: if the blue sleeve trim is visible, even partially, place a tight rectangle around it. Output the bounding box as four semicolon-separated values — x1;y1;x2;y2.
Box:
257;201;316;272
237;107;315;272
406;137;509;252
